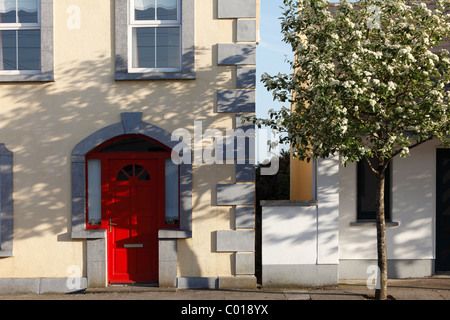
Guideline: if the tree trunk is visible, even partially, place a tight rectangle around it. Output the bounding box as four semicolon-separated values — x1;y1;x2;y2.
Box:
375;168;388;300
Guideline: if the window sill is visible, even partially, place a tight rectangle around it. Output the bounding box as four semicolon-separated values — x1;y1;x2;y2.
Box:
115;72;196;81
0;73;55;83
0;250;13;258
260;200;317;207
350;221;399;227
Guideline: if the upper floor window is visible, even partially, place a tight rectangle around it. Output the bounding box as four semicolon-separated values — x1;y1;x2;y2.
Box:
115;0;195;80
0;0;53;82
130;0;181;72
0;0;40;74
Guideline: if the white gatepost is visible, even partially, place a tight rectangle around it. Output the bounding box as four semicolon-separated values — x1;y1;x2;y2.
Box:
261;156;339;287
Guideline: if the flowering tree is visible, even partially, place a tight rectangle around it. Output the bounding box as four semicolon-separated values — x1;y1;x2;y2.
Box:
257;0;450;299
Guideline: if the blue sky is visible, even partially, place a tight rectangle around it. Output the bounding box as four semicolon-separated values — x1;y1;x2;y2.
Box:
256;1;293;161
256;1;292;119
254;1;354;162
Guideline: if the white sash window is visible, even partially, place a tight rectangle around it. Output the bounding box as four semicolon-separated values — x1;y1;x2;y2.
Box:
0;0;40;74
129;0;181;72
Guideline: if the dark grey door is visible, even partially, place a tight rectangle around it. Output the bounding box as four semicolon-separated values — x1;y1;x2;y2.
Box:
436;149;450;271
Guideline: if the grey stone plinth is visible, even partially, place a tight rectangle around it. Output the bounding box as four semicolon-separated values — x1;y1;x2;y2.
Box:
262;264;338;287
0;278;88;294
218;276;257;289
159;240;178;287
177;277;218;289
87;238;107;288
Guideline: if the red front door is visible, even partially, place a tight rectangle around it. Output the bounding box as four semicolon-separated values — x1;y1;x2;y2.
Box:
105;158;160;283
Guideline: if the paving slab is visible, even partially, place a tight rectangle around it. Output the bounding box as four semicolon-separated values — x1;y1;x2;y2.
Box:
282;290;311;300
0;275;449;300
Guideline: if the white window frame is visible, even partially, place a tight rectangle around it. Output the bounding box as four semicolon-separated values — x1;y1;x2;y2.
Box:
128;0;182;73
0;0;41;75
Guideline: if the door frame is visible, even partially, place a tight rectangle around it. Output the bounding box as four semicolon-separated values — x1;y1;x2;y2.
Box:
85;136;173;284
71;114;193;288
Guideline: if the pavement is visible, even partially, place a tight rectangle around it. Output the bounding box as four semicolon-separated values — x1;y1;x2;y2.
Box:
0;274;449;301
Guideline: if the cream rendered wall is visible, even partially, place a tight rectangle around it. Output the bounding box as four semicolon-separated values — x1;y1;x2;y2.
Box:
0;0;241;279
339;140;442;261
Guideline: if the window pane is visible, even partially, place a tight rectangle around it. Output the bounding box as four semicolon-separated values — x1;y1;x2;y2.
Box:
157;0;177;20
134;164;145;177
87;159;102;226
117;170;129;181
357;159;391;220
137;169;150;181
18;29;40;70
358;160;377;219
0;0;16;23
132;27;155;68
135;0;155;20
18;0;38;23
0;30;16;70
156;27;179;68
122;165;134;177
165;158;179;225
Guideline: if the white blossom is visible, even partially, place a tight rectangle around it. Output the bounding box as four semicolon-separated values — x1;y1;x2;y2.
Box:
352;30;363;38
343;81;352;88
400;147;410;158
329;79;340;86
374;122;381;130
387;81;397;91
399;46;412;55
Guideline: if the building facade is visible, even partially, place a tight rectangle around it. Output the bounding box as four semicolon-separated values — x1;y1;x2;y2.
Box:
0;0;260;293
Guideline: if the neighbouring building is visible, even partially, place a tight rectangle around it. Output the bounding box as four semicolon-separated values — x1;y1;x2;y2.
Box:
262;140;450;287
0;0;260;293
261;2;450;287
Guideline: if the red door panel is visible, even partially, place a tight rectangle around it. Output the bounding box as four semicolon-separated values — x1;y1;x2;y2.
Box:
105;159;160;284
